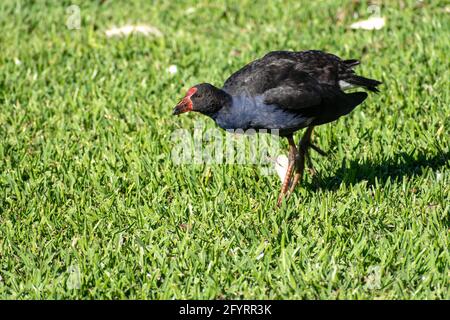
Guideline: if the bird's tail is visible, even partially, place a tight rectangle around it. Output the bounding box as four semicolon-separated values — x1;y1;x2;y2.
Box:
312;91;368;126
343;59;360;68
346;75;382;93
339;92;368;116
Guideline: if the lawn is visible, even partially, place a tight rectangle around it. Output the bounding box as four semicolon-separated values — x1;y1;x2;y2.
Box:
0;0;448;299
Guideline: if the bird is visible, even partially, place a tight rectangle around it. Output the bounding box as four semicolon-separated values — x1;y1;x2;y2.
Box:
173;50;381;206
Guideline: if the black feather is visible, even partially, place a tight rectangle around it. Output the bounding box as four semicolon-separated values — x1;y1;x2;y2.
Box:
346;75;382;92
343;59;360;68
308;91;368;126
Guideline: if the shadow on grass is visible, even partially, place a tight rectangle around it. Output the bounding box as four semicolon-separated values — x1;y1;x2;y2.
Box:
312;149;450;191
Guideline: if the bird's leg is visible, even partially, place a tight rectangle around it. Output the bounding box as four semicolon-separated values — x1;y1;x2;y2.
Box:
309;142;327;157
287;127;313;196
305;149;316;176
277;135;297;207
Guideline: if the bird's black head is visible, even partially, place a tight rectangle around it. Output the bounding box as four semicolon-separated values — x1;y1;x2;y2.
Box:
173;83;230;117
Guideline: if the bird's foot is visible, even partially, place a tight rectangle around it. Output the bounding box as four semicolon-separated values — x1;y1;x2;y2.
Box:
307;166;316;176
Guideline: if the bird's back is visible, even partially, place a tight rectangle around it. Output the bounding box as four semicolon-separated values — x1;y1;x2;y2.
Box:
221;50;380;130
223;50;380;95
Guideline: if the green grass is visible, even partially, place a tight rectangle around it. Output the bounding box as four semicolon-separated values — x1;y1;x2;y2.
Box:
0;0;449;299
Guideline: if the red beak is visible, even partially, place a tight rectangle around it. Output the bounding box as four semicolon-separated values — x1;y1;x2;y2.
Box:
173;87;197;115
173;98;192;115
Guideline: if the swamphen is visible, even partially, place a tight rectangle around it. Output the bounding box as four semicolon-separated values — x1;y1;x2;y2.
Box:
173;50;381;206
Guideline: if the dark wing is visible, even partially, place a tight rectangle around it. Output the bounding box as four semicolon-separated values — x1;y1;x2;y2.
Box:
223;50;340;96
223;50;381;95
223;50;371;125
261;61;329;110
262;68;368;125
300;88;368;126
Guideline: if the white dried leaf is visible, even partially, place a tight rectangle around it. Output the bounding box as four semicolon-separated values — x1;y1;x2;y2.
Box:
105;24;163;38
350;17;385;30
274;155;289;183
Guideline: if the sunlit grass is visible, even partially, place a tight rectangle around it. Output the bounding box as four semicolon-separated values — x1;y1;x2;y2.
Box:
0;0;448;299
